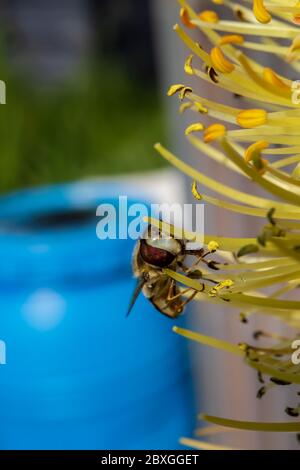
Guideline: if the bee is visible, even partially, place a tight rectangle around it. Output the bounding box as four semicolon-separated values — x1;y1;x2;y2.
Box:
127;224;217;319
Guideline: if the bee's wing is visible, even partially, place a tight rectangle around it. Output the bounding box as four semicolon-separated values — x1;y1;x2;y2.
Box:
126;277;146;317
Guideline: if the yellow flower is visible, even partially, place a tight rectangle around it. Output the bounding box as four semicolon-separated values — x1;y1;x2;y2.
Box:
152;0;300;445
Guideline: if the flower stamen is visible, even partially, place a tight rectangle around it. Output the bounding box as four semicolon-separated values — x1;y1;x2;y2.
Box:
203;124;226;143
253;0;272;24
210;47;235;73
237;109;267;129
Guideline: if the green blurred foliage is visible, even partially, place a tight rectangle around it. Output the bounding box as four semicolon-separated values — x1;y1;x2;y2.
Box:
0;61;166;194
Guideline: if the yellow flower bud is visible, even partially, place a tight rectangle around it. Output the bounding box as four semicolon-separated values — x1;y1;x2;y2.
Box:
203;124;226;143
263;68;290;93
185;123;205;136
167;84;192;100
199;10;219;23
293;1;300;24
191;181;202;200
253;0;271;24
219;35;244;46
210;47;235;74
184;55;194;75
244;141;269;163
180;7;196;29
167;84;185;97
236;109;267;128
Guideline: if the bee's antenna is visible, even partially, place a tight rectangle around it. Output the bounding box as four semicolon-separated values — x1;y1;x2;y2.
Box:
126;278;146;317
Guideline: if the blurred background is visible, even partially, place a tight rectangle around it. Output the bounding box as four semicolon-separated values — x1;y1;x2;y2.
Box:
0;0;167;190
0;0;296;451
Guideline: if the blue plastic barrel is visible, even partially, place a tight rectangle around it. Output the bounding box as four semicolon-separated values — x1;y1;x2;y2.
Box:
0;181;195;450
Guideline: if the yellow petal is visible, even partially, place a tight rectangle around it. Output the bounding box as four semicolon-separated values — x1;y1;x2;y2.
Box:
293;1;300;24
244;140;269;163
167;84;185;97
210;47;235;74
180;7;196;29
179;102;193;114
253;157;269;175
253;0;271;24
185;123;205;135
236;109;267;128
219;34;244;46
191;180;203;200
194;102;208;114
203;124;226;143
263;68;291;93
289;35;300;54
166;84;193;100
198;10;219;23
179;86;193;101
184;54;194;75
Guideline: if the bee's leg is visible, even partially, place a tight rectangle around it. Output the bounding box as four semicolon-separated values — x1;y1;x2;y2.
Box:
165;279;175;301
166;279;191;302
184;249;206;272
167;279;205;303
180;256;204;275
166;286;195;302
178;256;204;274
172;289;199;314
185;248;220;271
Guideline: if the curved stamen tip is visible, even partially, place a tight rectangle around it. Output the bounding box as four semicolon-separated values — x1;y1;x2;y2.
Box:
180;7;196;29
245;141;269;163
253;0;272;24
210;47;235;74
185;123;204;136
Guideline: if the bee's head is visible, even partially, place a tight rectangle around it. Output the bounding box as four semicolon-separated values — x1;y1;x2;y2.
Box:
139;225;183;268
